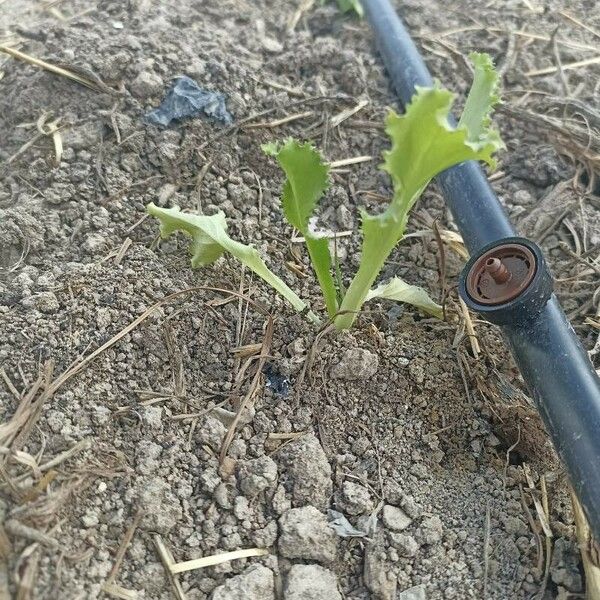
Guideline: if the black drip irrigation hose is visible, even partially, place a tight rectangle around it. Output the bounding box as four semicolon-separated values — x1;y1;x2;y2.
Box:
361;0;600;540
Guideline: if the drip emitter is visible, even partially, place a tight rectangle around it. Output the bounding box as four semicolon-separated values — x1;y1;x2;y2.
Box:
460;238;553;325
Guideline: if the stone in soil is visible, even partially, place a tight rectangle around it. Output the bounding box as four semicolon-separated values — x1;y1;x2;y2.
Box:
129;70;164;99
336;481;374;515
550;537;583;592
197;416;227;452
382;504;412;531
238;455;278;497
211;564;275;600
278;505;338;563
279;433;332;510
284;564;342;600
388;532;420;557
364;534;398;600
418;515;443;545
136;477;182;533
330;348;379;380
398;584;427;600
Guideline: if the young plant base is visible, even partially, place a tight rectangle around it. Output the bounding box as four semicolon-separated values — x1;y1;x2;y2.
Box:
148;53;502;331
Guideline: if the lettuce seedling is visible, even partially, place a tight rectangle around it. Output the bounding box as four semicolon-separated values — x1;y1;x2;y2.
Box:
336;53;502;328
147;53;502;330
265;52;502;329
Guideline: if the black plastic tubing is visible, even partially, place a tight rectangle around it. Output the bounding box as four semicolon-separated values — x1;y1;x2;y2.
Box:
361;0;600;540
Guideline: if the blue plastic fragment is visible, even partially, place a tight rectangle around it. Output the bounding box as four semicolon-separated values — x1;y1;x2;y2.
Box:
264;364;290;398
145;76;233;127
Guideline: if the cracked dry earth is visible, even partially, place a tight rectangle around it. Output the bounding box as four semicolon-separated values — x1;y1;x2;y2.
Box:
1;0;600;599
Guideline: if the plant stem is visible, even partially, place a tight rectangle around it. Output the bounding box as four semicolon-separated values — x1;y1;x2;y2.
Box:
335;266;375;329
335;251;386;329
334;212;406;329
306;238;338;318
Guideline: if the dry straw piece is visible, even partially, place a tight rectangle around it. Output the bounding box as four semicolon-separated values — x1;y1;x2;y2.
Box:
170;547;269;574
0;44;114;93
571;490;600;600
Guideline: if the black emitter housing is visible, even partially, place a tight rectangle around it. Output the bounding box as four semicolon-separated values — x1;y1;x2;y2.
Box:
459;237;554;326
361;0;600;540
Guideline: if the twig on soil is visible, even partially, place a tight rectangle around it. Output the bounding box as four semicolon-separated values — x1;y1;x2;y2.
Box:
330;99;369;128
502;425;521;493
526;55;600;77
3;130;47;167
432;221;448;319
563;218;583;257
458;298;480;358
523;465;552;538
36;112;63;166
291;231;352;243
153;536;186;600
0;45;114;93
1;369;21;402
536;207;572;244
267;432;308;440
550;27;570;97
20;470;57;503
0;523;11;558
102;584;138;600
405;228;468;259
519;483;544;573
243;110;313;129
456;350;473;404
15;544;40;600
193;161;212;214
432;24;599;52
497;33;517;79
219;317;274;464
102;509;144;598
287;0;315;32
170;399;229;422
570;488;600;599
41;438;87;470
558;10;600;41
295;323;336;402
231;343;264;357
113;238;132;266
0;463;24;502
0;362;53;457
197;94;352;151
539;476;552;599
234;266;247;368
483;501;491;600
3;519;58;549
329;155;373;169
249;75;305;97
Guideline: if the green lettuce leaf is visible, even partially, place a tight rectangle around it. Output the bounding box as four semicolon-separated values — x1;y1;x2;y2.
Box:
336;0;363;16
459;52;501;143
147;203;319;323
263;139;338;317
365;277;443;319
319;0;363;17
